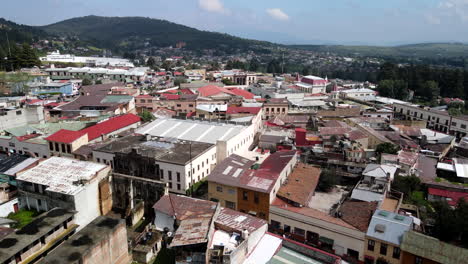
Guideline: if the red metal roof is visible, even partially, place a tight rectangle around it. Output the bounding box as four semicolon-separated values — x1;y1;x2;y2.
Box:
79;113;141;141
198;85;236;97
161;94;181;100
45;129;86;144
226;107;261;115
16;134;42;142
136;94;153;98
45;114;140;143
226;88;255;99
428;187;468;206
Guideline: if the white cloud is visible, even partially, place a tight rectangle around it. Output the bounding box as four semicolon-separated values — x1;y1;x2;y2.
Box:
428;0;468;24
198;0;227;14
266;8;289;21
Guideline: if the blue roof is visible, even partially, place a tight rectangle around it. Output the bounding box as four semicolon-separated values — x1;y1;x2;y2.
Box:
366;209;413;246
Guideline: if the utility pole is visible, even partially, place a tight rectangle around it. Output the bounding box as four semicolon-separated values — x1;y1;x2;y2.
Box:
5;32;13;72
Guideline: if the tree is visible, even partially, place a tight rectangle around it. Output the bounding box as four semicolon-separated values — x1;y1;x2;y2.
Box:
317;169;339;192
221;78;236;85
375;142;400;155
302;66;311;76
448;107;462;116
249;58;260;72
423;80;440;102
95;80;103;85
174;77;187;87
138;109;156;123
146;57;157;69
82;78;92;86
392;175;421;200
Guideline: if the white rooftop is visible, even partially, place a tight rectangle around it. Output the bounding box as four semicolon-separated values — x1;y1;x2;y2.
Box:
136;118;247;144
17;157;107;195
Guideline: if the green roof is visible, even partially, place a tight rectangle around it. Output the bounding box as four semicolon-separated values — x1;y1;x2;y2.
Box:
401;231;468;264
101;95;133;104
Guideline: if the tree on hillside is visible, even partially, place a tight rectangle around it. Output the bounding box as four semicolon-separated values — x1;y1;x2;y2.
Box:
146;57;157;69
375;142;400;155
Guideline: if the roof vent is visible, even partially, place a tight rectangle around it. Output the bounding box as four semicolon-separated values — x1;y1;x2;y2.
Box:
375;224;386;233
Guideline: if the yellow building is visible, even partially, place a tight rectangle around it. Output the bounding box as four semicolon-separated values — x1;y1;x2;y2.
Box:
364;210;413;264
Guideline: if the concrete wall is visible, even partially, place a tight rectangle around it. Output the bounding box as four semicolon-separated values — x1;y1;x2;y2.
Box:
270;206;365;261
364;237;402;264
0;107;44;130
208;182;238;209
155;211;175;232
0;137;50;158
0;198;18;217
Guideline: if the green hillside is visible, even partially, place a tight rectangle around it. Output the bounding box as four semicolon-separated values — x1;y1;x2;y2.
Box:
290;43;468;59
40;15;275;54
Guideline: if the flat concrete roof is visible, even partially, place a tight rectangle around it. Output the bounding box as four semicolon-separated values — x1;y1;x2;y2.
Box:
37;216;125;264
0;208;75;263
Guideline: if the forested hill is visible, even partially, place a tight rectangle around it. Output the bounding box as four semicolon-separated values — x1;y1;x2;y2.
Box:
290;43;468;58
0;18;48;47
39;15;275;54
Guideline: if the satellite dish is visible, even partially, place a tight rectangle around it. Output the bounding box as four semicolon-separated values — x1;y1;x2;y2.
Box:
167;232;173;237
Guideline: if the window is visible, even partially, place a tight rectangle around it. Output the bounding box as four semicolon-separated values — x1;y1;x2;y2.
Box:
169;182;172;189
140;99;146;103
294;227;305;237
176;104;181;107
37;199;42;206
452;122;458;126
177;184;181;190
61;144;66;152
216;186;223;192
462;124;467;129
176;172;180;182
392;247;400;259
97;158;101;163
67;145;71;154
160;169;164;179
415;257;422;264
55;143;59;151
168;171;172;181
225;201;235;209
380;243;387;255
243;191;248;201
367;239;375;251
254;193;259;204
228;188;235;194
49;142;53;150
16;110;22;115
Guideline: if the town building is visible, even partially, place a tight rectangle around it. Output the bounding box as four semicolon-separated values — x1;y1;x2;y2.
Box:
94;134;216;194
400;231;468;264
135;117;262;163
153;193;268;264
364;210;413;264
0;208;76;264
30;81;78;96
38;216;131;264
294;75;328;94
40;50;134;67
208;151;297;220
16;157;112;228
0;106;44;131
263;98;289;120
51;83;136;118
45;113;141;157
340;88;377;101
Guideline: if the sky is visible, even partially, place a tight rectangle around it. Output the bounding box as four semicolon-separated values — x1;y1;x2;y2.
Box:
2;0;468;45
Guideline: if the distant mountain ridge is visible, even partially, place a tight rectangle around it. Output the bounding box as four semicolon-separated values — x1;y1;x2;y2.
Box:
2;15;468;60
289;43;468;59
38;15;276;54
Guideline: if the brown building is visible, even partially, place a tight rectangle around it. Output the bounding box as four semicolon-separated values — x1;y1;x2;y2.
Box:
207;151;298;220
400;231;468;264
263;98;289;120
38;216;131;264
